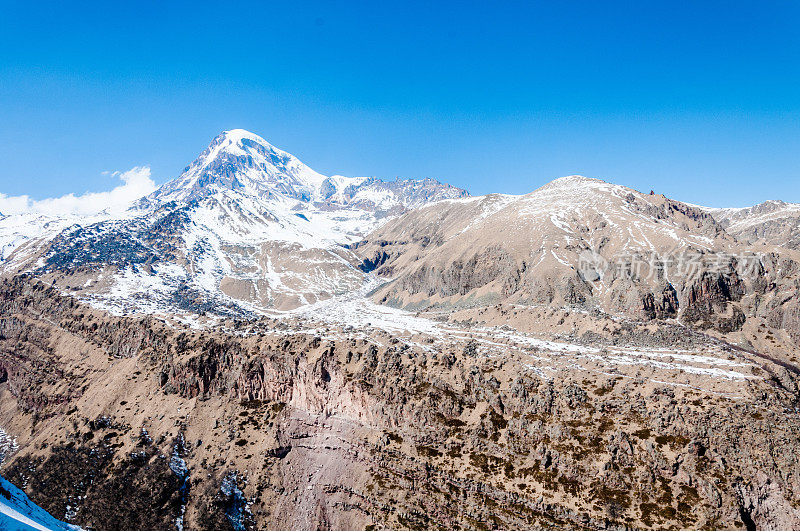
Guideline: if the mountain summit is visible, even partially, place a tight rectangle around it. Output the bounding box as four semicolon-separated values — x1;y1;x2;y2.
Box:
151;129;328;203
147;129;468;213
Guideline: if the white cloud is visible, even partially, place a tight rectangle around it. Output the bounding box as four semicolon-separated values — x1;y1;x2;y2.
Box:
0;167;156;217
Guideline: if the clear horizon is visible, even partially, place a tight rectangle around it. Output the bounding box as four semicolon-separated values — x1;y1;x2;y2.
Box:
1;1;799;208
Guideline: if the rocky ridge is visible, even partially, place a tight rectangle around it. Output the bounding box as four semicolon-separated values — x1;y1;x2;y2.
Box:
355;177;800;352
710;199;800;250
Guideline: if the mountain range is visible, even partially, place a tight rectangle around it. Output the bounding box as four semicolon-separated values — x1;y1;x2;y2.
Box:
1;130;800;530
3;129;798;324
0;130;467;314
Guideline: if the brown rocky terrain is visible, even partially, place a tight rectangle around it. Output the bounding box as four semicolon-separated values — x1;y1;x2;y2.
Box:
355;177;800;355
711;200;800;250
1;275;799;530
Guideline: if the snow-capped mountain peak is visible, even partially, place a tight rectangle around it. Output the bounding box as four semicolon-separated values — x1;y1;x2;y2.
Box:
0;129;468;315
145;129;468;216
150;129;328;204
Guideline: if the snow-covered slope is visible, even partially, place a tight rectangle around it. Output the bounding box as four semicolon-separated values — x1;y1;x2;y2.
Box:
0;475;80;530
145;129;466;213
0;213;77;262
148;129;329;204
0;130;467;315
708;200;800;249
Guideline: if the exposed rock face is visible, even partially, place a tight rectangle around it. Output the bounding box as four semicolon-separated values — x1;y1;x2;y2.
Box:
1;276;800;530
682;271;747;331
641;282;678;319
389;245;521;299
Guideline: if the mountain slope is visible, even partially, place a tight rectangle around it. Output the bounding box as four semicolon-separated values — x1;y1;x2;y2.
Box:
0;130;467;313
2;276;800;530
356;176;800;338
709;199;800;249
357;176;729;307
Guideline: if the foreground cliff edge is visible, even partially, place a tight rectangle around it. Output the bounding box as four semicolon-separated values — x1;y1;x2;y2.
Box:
1;274;799;529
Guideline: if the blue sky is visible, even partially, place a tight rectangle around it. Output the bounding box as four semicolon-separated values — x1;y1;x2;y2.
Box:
1;0;799;207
